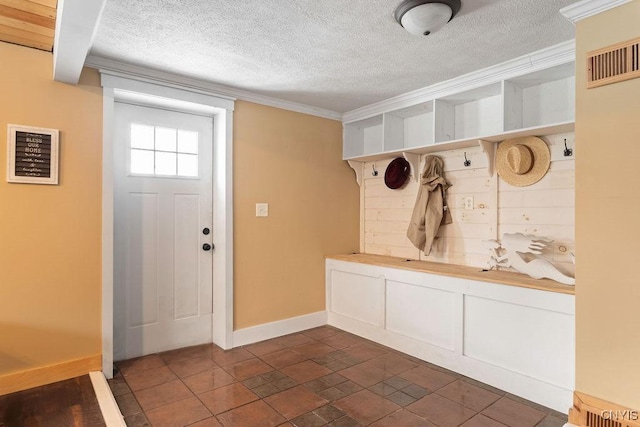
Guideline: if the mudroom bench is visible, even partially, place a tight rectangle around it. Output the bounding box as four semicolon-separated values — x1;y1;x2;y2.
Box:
325;253;575;413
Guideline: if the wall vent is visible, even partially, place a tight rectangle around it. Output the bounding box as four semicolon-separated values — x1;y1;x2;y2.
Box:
586;411;623;427
587;37;640;88
570;392;640;427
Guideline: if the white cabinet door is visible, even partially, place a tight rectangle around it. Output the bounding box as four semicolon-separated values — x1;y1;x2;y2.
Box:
329;270;385;327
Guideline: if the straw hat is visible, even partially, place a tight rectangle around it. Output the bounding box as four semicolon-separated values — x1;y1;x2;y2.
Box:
496;136;550;187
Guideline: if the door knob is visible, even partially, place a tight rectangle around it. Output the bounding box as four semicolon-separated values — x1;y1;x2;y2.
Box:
202;243;213;251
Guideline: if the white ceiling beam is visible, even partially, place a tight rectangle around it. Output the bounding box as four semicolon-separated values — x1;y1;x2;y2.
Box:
53;0;107;84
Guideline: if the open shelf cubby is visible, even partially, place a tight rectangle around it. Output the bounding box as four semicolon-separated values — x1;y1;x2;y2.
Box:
383;101;434;151
342;60;576;164
343;115;383;158
434;82;503;143
503;62;575;131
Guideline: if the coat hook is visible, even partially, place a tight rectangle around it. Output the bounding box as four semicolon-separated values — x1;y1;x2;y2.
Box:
563;139;573;157
372;163;379;176
464;152;471;167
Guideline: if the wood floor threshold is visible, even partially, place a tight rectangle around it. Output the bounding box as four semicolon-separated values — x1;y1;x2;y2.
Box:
89;371;126;426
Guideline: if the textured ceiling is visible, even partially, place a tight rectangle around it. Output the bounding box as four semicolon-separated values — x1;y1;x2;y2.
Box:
90;0;581;114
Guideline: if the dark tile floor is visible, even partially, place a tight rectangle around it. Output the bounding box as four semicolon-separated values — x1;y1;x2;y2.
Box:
0;375;106;427
109;326;569;427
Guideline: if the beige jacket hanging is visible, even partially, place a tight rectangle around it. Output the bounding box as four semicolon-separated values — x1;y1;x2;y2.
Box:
407;155;452;255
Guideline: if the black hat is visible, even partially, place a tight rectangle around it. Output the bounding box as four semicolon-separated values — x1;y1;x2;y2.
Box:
384;157;411;189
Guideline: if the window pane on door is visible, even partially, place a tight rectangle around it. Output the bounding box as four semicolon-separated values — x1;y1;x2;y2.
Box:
155;127;177;152
131;124;154;149
131;149;154;174
156;152;177;175
178;154;198;177
130;123;199;178
178;130;198;154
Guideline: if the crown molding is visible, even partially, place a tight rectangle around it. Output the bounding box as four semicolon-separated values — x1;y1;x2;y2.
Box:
84;55;343;121
560;0;632;24
342;40;576;123
87;39;576;125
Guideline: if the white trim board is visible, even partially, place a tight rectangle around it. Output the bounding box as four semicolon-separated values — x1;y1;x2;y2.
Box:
100;73;235;378
560;0;632;24
89;371;126;427
233;311;328;347
342;40;576;124
85;56;342;121
101;86;115;377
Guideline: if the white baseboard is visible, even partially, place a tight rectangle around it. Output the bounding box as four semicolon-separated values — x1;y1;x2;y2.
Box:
89;371;126;427
232;311;328;347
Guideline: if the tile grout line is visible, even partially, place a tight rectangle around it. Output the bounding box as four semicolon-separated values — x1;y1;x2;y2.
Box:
164;361;218;422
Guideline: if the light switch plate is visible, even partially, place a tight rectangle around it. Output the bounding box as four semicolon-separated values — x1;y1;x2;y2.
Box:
463;196;474;210
256;203;269;217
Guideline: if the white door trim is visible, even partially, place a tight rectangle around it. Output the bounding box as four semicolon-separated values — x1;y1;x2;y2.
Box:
100;72;235;378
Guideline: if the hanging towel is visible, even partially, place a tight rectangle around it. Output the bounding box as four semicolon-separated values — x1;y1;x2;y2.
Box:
407;155;452;255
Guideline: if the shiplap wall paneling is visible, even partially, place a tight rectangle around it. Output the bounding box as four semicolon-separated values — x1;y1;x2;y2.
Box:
364;147;495;267
364;157;420;260
420;146;493;267
498;133;575;276
361;132;575;273
434;83;503;143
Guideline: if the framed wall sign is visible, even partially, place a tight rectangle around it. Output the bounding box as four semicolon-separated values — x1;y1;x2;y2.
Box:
6;124;59;185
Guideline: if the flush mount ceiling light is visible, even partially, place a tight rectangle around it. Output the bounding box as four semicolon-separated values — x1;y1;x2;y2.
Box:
394;0;461;36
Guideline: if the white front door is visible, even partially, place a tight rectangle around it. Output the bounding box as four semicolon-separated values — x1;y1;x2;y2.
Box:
113;102;214;360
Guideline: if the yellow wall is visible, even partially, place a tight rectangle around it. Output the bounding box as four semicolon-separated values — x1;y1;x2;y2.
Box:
233;101;359;329
575;0;640;408
0;42;358;386
0;43;103;380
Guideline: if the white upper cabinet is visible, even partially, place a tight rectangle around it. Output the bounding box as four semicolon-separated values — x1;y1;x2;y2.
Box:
342;52;576;162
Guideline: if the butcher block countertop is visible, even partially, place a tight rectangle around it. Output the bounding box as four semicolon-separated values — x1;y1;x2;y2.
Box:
327;253;575;295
